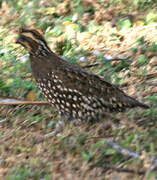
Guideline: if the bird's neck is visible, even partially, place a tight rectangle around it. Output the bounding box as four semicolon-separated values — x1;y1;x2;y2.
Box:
29;43;52;57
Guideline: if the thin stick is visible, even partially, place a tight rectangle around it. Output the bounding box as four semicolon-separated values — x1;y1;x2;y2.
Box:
83;63;100;68
105;139;139;159
83;57;131;69
0;97;49;105
93;164;145;175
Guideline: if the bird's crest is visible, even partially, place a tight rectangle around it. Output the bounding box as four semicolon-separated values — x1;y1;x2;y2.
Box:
16;28;51;56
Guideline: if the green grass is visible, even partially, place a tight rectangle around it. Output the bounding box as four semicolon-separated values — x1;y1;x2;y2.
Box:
1;0;157;179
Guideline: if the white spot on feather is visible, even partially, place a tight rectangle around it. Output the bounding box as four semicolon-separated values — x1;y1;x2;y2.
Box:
73;96;77;101
66;102;70;107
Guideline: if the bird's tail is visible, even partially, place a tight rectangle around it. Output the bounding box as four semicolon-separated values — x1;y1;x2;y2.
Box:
124;95;149;109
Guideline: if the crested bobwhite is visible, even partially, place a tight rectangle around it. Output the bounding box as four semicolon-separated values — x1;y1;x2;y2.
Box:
16;28;149;123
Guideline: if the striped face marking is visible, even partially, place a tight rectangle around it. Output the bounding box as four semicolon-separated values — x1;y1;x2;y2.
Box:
17;28;51;56
21;41;32;51
21;32;38;42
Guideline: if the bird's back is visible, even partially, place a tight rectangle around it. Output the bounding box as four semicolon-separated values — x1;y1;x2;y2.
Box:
30;52;148;121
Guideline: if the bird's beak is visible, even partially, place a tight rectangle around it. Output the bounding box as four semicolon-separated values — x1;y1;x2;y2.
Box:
15;37;26;49
15;38;21;44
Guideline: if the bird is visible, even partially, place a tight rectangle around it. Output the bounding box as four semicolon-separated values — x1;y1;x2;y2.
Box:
16;28;149;124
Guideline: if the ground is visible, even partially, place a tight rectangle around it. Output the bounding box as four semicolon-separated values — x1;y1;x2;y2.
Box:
0;0;157;179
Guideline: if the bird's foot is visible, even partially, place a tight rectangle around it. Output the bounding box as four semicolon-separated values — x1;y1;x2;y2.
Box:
33;120;65;144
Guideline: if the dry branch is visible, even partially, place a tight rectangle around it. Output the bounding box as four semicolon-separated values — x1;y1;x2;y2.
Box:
0;97;49;105
83;57;130;68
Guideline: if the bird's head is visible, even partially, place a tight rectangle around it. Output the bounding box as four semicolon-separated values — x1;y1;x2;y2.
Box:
16;28;51;56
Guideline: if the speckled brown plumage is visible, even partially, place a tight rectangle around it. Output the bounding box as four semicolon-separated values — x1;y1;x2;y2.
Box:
16;28;149;122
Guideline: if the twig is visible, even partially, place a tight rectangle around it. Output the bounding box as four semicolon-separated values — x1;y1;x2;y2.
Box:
104;139;157;174
104;57;131;61
83;57;131;68
146;72;157;80
83;63;100;68
142;89;157;97
0;98;49;105
94;164;145;175
90;139;145;175
0;101;49;105
150;155;157;171
147;53;157;59
105;139;139;159
33;120;65;144
144;81;157;86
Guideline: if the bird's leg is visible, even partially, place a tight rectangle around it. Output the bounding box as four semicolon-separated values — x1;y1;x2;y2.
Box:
33;111;68;144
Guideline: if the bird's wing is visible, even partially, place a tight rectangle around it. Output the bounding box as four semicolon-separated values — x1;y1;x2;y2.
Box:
52;63;148;111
